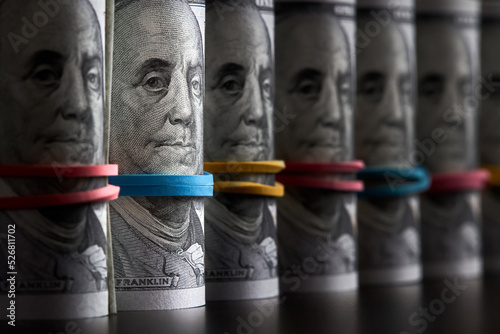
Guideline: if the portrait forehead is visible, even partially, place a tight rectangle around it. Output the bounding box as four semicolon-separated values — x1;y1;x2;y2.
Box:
357;18;409;73
417;19;470;76
276;11;348;77
114;0;202;66
0;0;101;54
206;3;270;69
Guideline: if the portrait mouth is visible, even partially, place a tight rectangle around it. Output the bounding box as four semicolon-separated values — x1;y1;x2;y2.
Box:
154;141;195;151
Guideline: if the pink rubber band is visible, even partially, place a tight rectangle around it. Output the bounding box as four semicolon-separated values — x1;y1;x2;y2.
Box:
0;164;119;177
276;175;364;192
0;185;120;210
282;161;365;174
428;169;490;193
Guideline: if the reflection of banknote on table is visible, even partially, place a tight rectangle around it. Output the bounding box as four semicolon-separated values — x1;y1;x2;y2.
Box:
274;0;358;292
416;0;482;278
0;0;110;319
356;0;422;284
109;0;206;310
480;2;500;274
204;0;279;300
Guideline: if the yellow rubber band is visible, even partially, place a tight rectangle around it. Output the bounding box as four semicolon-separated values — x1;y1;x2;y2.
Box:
204;160;285;174
214;181;284;197
482;165;500;187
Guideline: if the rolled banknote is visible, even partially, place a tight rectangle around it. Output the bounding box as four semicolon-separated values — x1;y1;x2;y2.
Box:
480;0;500;274
109;0;206;310
356;0;422;284
416;0;482;278
274;0;358;292
204;0;279;300
0;0;110;319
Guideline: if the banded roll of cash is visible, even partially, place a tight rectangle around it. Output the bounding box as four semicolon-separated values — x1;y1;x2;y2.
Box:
274;0;359;292
416;0;484;279
480;0;500;274
355;0;423;285
0;0;113;319
204;0;281;301
109;0;207;310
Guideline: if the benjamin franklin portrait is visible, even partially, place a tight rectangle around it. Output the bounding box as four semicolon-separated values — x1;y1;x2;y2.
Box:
417;15;480;273
416;16;476;173
109;0;205;289
356;10;420;276
274;4;356;276
204;0;278;281
0;0;107;294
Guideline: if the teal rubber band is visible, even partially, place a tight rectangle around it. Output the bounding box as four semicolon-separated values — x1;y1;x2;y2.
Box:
109;172;214;197
358;166;430;198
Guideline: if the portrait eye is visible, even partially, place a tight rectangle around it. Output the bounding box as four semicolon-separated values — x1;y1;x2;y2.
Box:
191;74;202;99
359;74;383;103
220;75;243;95
32;65;60;86
86;67;101;92
296;79;321;100
140;72;168;94
262;77;272;99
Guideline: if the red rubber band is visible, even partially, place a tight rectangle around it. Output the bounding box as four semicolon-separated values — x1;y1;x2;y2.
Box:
0;185;120;210
276;175;364;192
0;164;119;177
427;169;490;193
282;161;365;174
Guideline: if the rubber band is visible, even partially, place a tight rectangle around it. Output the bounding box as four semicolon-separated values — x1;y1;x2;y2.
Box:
214;181;284;197
0;185;120;210
482;165;500;187
0;164;118;177
109;172;213;187
204;160;285;174
276;174;364;192
427;169;490;193
117;185;213;197
282;160;365;174
358;166;431;198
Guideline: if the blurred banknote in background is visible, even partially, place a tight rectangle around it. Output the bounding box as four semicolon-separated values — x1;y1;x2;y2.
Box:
274;0;358;292
0;0;110;319
356;0;422;285
204;0;279;301
416;0;482;279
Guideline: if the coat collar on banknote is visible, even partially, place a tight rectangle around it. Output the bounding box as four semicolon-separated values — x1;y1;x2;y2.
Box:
110;196;196;250
205;196;265;244
278;192;350;237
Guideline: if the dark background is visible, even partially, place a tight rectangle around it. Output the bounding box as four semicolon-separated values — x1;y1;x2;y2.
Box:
3;275;500;334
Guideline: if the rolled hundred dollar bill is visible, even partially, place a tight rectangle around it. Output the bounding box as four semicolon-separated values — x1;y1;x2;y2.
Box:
480;0;500;274
0;0;110;319
416;0;482;278
109;0;206;310
204;0;279;300
274;0;358;292
356;0;422;284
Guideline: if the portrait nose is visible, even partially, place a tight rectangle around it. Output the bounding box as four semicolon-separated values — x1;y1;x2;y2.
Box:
168;71;193;126
242;78;265;126
62;71;89;121
318;78;342;126
383;80;404;124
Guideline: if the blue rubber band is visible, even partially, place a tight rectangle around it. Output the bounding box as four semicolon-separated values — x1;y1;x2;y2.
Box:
358;166;430;198
109;171;213;186
109;172;214;197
